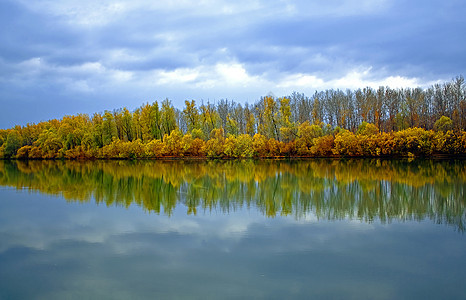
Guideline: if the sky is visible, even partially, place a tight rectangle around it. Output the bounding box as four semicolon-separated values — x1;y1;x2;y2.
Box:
0;0;465;129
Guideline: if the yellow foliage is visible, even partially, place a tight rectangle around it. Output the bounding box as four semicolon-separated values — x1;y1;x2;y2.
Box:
252;134;268;157
145;139;164;157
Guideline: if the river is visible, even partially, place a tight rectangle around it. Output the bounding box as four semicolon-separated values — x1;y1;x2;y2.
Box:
0;159;465;299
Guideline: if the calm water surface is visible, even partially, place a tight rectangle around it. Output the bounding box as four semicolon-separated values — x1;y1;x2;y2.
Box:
0;159;465;299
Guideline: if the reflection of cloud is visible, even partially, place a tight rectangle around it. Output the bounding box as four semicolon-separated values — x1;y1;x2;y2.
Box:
2;187;466;299
0;190;367;255
0;190;262;253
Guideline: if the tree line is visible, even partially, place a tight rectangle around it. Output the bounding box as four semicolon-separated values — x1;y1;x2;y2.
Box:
0;76;465;159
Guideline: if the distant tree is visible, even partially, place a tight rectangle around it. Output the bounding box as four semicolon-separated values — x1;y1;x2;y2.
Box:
217;99;232;130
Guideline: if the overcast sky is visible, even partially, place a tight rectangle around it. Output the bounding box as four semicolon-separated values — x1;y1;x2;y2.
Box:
0;0;465;128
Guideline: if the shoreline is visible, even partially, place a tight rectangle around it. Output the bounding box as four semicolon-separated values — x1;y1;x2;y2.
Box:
2;153;465;161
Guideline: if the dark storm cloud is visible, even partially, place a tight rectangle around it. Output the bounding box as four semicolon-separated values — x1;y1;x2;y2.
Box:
233;0;466;79
0;0;465;128
0;1;88;64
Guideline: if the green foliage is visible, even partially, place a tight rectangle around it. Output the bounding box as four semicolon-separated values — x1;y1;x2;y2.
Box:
161;98;177;136
258;96;280;140
102;111;118;146
245;108;256;136
357;122;379;136
0;129;7;147
434;116;453;132
200;103;220;138
183;100;199;132
225;114;239;136
224;134;254;158
35;127;63;158
191;128;205;140
4;131;22;157
295;121;323;155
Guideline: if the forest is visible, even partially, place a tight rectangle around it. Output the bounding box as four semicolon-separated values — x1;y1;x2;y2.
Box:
0;76;465;159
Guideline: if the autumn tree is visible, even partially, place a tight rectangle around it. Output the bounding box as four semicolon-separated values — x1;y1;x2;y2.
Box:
4;130;22;157
231;103;245;134
58;114;90;150
183;100;200;133
200;102;220;139
434;116;453;132
217;99;233;130
257;95;280;140
244;104;256;136
295;121;323;155
404;88;424;128
311;95;323;125
161;98;177;137
121;108;134;141
278;97;296;142
357;122;379;136
384;87;401;131
206;128;224;157
149;101;163;140
225;114;239;136
102;111;118;146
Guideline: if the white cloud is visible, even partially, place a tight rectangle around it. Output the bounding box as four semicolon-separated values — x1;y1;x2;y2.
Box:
278;73;325;88
112;70;134;82
19;0;129;27
69;62;105;74
378;76;426;88
270;67;438;93
65;79;94;93
106;49;144;65
298;0;390;18
8;54;442;105
215;63;257;86
155;68;200;85
147;61;269;91
328;67;442;90
18;0;267;28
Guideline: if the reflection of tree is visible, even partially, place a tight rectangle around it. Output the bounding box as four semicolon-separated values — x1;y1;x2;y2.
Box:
0;159;465;231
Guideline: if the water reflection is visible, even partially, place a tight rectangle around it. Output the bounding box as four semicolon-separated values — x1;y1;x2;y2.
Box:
0;159;465;230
